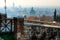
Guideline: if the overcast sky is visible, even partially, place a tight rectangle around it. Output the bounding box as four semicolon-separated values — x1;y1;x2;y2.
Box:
0;0;60;8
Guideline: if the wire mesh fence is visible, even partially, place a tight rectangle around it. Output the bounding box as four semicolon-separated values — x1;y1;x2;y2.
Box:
0;14;60;40
20;26;60;40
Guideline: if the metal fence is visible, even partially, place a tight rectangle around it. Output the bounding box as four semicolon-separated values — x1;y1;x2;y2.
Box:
21;24;60;40
0;14;60;40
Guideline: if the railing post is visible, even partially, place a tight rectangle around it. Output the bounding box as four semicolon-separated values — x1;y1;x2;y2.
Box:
5;14;7;30
0;14;2;32
10;19;12;32
13;17;17;40
0;14;2;27
19;18;24;35
14;17;24;40
17;18;24;40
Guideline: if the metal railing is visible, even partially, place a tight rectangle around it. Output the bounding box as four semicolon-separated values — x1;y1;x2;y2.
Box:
21;22;60;40
0;14;60;40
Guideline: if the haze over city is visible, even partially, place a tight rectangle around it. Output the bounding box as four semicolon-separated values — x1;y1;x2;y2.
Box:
0;0;60;7
0;0;60;18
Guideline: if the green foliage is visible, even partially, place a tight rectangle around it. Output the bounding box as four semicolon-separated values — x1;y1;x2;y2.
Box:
1;34;14;40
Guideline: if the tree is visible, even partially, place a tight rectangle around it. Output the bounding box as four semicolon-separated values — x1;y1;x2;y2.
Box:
54;9;57;21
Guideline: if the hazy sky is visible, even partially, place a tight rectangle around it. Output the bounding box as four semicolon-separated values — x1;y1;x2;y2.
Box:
0;0;60;8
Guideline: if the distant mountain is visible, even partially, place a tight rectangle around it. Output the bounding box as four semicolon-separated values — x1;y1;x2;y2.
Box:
0;7;60;18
